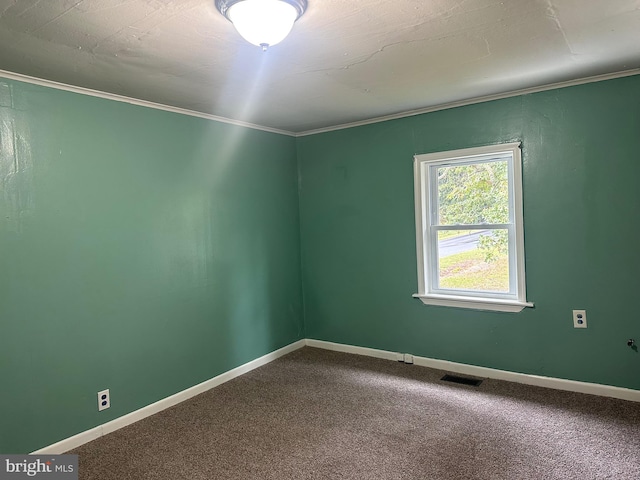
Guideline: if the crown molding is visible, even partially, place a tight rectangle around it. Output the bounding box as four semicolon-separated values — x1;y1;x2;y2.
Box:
296;69;640;137
0;69;296;137
2;67;638;139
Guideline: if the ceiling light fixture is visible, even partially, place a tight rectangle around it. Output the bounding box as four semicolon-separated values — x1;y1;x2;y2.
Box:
215;0;307;51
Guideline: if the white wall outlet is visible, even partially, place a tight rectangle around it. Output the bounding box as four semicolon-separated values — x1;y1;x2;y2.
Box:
573;310;587;328
98;389;110;411
403;353;414;364
395;352;404;362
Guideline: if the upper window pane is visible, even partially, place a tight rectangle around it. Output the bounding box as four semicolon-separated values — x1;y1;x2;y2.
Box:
436;159;509;225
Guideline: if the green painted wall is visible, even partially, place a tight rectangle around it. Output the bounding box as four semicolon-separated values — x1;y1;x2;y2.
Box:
0;79;303;453
3;72;639;454
297;75;640;391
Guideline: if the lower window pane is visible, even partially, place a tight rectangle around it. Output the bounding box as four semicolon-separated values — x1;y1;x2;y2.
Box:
437;229;509;293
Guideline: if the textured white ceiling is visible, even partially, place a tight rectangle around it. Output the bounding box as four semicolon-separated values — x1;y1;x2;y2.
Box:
0;0;639;133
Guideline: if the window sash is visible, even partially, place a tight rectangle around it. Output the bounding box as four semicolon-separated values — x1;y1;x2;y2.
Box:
426;155;515;298
429;156;512;227
427;225;515;298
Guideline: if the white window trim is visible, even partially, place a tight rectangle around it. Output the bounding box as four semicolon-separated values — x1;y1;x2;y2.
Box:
413;142;533;312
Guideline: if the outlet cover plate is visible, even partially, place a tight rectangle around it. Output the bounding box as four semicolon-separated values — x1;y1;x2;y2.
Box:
98;389;110;411
573;310;587;328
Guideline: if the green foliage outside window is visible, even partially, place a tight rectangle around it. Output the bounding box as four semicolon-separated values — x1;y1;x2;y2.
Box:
437;160;509;262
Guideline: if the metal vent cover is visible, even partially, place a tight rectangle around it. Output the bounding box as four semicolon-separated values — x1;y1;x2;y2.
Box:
441;374;483;387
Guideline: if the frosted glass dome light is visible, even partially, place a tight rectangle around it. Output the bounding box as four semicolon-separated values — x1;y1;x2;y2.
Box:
216;0;307;51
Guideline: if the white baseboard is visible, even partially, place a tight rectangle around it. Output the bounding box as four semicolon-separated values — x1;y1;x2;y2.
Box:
30;336;639;454
305;339;399;361
31;339;306;454
305;339;640;403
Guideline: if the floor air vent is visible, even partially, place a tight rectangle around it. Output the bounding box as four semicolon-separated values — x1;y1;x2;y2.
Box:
441;374;483;387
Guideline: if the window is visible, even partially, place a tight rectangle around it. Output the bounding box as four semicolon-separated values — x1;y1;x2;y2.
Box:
413;142;532;312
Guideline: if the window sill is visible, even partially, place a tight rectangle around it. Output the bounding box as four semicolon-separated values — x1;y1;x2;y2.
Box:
412;294;534;312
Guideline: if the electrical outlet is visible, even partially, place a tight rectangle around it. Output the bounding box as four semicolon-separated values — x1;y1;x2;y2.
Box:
573;310;587;328
403;353;414;364
395;352;404;362
98;389;110;411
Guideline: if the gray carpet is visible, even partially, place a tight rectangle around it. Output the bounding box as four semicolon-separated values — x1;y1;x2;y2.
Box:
70;347;640;479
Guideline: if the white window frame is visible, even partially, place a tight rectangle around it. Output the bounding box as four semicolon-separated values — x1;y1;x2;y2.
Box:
412;142;533;312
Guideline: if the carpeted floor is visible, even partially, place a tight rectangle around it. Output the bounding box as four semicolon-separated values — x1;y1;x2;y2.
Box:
70;347;640;479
